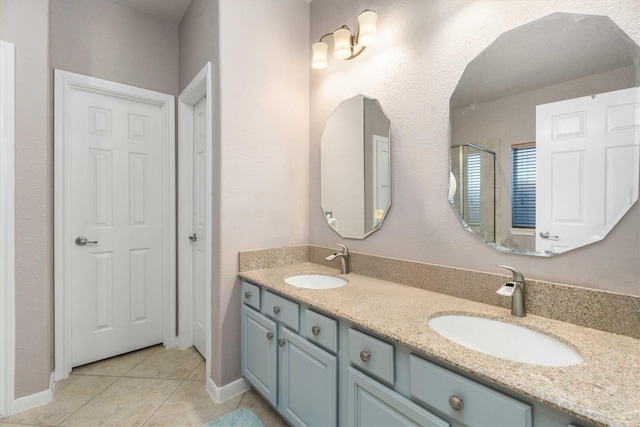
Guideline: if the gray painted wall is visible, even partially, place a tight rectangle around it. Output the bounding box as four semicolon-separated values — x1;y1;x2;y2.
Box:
0;0;53;399
309;0;640;297
3;0;180;399
179;0;310;387
51;0;179;96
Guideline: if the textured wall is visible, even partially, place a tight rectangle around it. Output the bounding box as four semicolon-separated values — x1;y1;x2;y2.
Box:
51;0;179;95
216;0;310;386
309;0;640;296
3;0;180;400
180;0;310;386
178;0;218;92
0;0;53;399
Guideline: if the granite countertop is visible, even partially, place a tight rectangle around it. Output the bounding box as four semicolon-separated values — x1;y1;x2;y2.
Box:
239;262;640;427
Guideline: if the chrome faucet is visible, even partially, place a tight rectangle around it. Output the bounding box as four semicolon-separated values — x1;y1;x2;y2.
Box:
326;243;350;274
496;265;526;317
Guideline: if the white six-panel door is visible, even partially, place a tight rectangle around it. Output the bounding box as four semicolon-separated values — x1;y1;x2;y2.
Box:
55;70;175;375
69;85;165;366
536;87;639;254
192;96;207;357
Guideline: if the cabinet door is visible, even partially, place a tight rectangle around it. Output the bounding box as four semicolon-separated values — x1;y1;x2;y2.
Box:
241;305;277;406
348;367;450;427
280;327;337;427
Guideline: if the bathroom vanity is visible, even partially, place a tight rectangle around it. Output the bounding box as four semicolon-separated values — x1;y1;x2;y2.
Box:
238;263;638;427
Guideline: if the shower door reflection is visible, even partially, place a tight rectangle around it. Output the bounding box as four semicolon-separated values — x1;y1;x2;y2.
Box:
451;144;496;243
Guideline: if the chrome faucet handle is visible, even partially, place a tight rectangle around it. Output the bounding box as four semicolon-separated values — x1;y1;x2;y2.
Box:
497;265;524;283
336;243;349;255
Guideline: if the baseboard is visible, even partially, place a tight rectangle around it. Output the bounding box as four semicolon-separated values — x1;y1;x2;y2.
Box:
10;372;54;415
206;376;250;403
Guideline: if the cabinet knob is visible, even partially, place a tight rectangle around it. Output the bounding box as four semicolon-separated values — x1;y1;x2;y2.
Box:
360;351;370;363
449;395;464;411
278;338;286;347
273;306;280;315
312;326;321;336
244;291;251;299
266;331;274;340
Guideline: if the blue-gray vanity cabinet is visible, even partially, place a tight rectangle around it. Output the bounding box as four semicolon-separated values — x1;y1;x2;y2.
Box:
347;366;450;427
241;282;338;426
241;281;261;310
241;304;277;406
409;355;532;427
279;327;337;426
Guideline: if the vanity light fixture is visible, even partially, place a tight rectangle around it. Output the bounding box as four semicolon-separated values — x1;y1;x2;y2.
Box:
311;10;377;69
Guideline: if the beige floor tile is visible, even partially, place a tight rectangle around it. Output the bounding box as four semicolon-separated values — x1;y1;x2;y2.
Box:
238;389;288;427
60;377;180;427
125;347;203;380
0;423;52;427
187;360;205;381
0;375;118;426
72;345;161;377
144;380;242;426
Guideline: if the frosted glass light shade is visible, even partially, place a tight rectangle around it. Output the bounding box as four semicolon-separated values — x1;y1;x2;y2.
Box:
312;41;329;69
358;10;377;46
333;28;352;59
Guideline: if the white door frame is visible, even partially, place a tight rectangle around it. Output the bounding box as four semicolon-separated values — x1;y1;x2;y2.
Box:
178;63;212;382
54;70;176;381
0;40;16;417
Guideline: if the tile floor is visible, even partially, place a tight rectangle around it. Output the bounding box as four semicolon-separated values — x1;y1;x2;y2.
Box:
0;345;287;427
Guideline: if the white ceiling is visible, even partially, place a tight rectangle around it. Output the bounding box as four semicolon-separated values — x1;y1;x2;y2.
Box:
110;0;193;25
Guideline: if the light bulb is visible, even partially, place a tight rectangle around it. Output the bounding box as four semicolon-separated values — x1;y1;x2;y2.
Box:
357;10;377;46
311;41;329;69
333;28;352;60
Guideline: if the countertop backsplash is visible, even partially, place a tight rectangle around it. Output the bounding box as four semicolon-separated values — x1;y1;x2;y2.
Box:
239;245;640;339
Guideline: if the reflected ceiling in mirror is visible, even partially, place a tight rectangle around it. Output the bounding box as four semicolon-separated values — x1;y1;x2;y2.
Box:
449;13;640;256
321;95;391;239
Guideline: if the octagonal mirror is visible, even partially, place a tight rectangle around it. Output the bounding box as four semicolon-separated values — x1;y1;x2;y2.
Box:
321;95;391;239
449;13;640;256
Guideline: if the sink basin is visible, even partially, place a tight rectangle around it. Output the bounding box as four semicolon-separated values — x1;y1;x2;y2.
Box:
284;274;347;290
428;315;582;366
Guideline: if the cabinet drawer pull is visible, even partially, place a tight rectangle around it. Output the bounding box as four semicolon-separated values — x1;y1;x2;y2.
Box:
312;325;321;336
360;351;370;363
273;306;280;315
278;338;286;347
266;331;274;340
449;395;464;411
244;291;251;299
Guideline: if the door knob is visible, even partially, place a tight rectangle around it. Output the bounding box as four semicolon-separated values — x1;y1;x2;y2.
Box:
539;231;559;240
188;233;198;242
75;236;98;246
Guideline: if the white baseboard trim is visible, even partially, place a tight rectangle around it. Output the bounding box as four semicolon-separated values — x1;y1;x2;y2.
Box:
206;377;250;403
10;373;54;415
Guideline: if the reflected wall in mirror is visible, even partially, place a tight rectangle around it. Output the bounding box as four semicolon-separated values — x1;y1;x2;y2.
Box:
321;95;391;239
449;12;640;256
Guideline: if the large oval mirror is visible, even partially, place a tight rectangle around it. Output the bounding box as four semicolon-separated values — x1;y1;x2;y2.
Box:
449;12;640;256
321;95;391;239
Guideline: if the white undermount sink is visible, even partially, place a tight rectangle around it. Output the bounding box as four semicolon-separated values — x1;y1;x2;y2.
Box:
428;315;582;367
284;274;348;290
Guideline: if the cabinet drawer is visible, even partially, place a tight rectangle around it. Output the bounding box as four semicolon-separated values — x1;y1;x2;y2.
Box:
241;281;261;310
348;367;449;427
304;309;338;353
409;355;532;427
263;291;299;331
348;329;394;386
